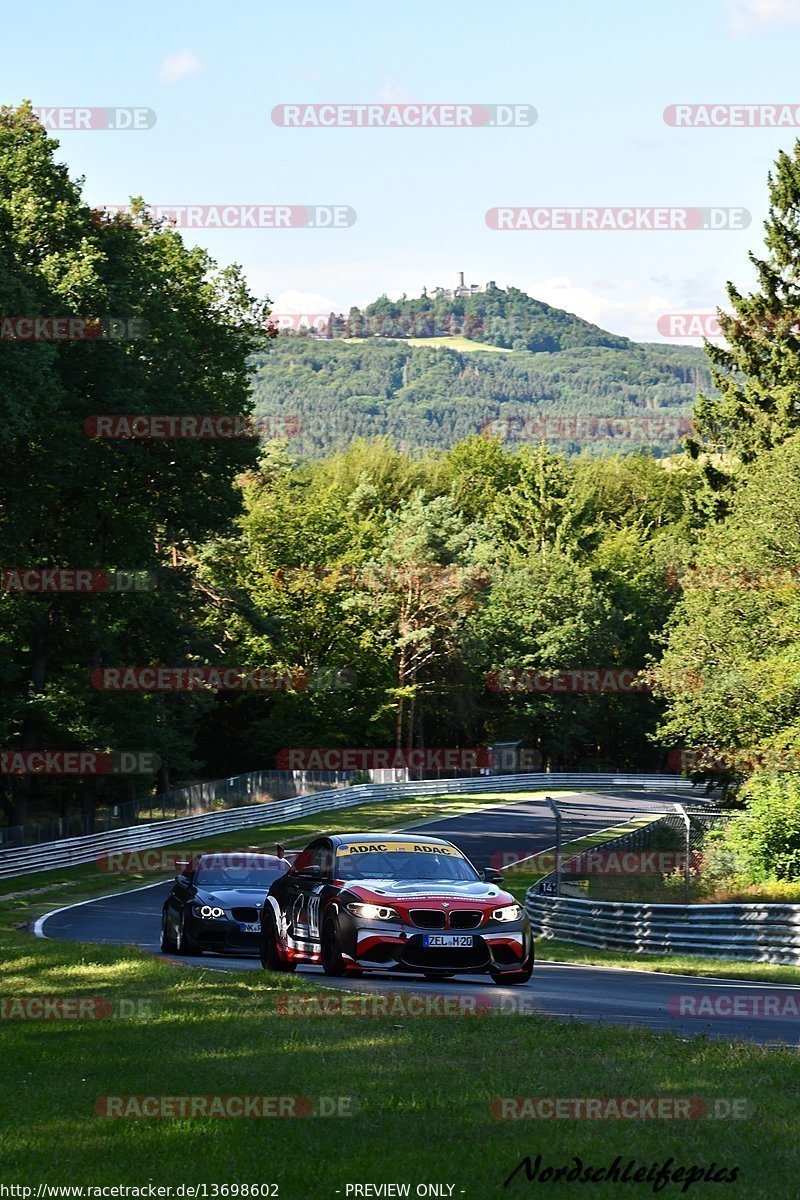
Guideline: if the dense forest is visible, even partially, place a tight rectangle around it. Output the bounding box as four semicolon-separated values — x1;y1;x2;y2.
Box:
250;332;709;458
5;102;800;866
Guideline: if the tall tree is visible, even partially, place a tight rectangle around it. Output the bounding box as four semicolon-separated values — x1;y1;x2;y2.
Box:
689;141;800;489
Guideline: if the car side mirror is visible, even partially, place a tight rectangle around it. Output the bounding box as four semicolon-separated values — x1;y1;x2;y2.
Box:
482;868;503;883
298;864;323;879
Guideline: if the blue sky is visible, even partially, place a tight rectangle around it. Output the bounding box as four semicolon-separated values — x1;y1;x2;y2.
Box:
4;0;800;341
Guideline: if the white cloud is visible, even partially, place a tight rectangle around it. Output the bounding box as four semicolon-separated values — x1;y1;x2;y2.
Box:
159;49;202;84
530;275;700;342
271;290;338;315
725;0;800;36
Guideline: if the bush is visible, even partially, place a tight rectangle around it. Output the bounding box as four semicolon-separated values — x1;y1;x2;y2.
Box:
705;772;800;885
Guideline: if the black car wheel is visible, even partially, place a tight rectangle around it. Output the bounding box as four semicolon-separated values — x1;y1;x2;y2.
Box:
321;915;347;977
174;913;203;956
260;908;296;973
160;909;178;954
490;959;533;986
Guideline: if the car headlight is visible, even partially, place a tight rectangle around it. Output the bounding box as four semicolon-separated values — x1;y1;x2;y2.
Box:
346;902;400;922
492;904;522;923
198;905;225;919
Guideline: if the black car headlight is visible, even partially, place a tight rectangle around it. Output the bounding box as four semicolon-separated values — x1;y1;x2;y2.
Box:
346;902;400;922
491;904;523;923
197;904;225;919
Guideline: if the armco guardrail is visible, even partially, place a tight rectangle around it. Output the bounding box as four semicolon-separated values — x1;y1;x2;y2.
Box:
0;772;691;880
525;894;800;965
0;767;353;847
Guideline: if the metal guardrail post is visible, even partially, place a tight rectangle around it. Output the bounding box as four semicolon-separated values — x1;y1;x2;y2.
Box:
545;796;561;897
674;802;691;903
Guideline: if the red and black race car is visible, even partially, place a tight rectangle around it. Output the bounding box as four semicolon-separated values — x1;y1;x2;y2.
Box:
258;832;533;984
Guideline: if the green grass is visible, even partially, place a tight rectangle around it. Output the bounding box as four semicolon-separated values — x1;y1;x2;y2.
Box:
2;924;800;1195
536;940;800;984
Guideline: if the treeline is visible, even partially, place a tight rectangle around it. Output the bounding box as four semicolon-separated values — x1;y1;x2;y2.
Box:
250;337;709;458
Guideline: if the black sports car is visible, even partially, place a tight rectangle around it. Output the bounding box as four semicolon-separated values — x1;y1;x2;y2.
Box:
259;833;534;983
161;851;292;955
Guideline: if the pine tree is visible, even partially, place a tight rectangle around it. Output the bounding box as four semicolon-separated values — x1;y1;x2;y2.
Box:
689;142;800;487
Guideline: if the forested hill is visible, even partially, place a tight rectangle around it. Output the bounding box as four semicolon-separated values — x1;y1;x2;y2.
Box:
250;284;710;457
361;284;631;352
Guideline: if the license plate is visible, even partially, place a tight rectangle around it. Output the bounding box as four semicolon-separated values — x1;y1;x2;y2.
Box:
240;922;260;933
423;934;473;948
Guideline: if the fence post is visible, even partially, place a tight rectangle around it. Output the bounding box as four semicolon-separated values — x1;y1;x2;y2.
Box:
545;796;561;897
674;803;691;903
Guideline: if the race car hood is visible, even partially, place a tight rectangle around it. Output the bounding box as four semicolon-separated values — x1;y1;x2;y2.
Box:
345;879;511;904
197;887;268;907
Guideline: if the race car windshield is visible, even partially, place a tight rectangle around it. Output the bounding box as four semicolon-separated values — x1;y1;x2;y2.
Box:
194;866;286;889
336;850;478;882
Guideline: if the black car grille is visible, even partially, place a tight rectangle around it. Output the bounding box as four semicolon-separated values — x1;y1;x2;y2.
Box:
231;907;259;923
408;909;446;929
449;910;483;930
401;935;490;971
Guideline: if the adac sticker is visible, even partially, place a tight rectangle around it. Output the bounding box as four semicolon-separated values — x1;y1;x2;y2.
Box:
336;841;463;857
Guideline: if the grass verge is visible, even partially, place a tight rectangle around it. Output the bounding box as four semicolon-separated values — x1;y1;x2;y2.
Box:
535;940;800;985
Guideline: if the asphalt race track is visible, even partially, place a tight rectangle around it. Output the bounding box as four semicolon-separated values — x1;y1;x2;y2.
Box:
35;789;800;1046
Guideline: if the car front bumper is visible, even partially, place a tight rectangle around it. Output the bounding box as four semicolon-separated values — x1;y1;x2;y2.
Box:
339;913;533;975
186;914;261;954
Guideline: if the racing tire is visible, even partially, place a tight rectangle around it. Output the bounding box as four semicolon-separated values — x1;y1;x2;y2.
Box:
160;910;178;954
321;915;348;977
260;908;296;973
173;913;203;956
490;959;533;986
